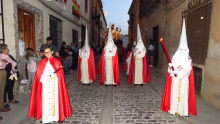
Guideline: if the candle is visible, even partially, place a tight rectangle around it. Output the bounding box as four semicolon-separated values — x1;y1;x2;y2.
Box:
159;38;171;63
160;38;177;76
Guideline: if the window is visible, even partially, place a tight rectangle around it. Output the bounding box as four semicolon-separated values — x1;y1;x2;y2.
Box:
182;0;212;64
49;15;62;48
72;29;78;46
85;0;88;13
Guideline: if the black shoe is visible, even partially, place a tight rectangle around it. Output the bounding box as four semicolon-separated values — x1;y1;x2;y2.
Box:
141;84;144;86
4;104;10;108
87;84;90;86
9;100;19;104
114;85;117;87
58;121;64;123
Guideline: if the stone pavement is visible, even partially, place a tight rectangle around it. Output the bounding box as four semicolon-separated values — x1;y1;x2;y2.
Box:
1;66;220;124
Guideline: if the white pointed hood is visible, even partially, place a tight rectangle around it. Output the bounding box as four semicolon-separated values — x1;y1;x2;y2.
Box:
104;25;117;57
134;24;146;57
80;26;90;58
171;19;192;69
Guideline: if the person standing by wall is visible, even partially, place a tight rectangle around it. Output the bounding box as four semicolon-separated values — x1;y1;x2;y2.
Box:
148;39;155;67
0;44;11;120
70;42;79;70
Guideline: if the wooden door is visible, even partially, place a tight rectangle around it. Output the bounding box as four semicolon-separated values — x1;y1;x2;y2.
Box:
18;8;35;50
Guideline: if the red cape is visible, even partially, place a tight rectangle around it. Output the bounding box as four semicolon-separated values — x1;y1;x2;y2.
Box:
123;52;132;71
160;67;197;116
28;57;72;121
97;50;120;85
77;48;96;82
127;52;151;84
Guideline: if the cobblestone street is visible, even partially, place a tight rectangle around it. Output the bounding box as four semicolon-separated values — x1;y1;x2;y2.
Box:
22;66;183;124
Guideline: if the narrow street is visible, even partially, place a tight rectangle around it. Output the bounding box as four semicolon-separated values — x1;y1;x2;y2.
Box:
1;62;219;124
1;64;220;124
23;68;182;124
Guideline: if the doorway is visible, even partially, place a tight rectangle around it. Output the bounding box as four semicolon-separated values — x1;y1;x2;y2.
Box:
152;25;159;67
81;25;86;47
18;8;35;50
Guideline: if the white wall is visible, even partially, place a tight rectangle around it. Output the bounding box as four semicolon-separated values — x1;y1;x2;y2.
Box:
1;0;81;57
22;0;80;45
3;0;16;56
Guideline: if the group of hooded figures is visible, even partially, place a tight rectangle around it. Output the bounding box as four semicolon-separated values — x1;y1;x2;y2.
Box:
28;19;197;124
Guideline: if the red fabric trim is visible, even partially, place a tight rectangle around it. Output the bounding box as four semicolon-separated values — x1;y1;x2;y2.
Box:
143;53;151;83
112;50;120;85
188;67;197;116
28;57;72;121
127;52;134;84
87;48;96;82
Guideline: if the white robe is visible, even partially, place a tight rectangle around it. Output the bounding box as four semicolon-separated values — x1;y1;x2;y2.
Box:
80;57;92;84
104;56;116;85
134;56;144;84
168;65;192;116
40;61;59;123
126;53;132;75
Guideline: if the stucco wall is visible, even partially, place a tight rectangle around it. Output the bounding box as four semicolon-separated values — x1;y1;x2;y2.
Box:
22;0;80;44
202;0;220;109
4;0;16;56
2;0;81;57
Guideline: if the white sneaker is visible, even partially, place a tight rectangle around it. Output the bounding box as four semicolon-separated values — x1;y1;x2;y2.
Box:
21;80;27;84
25;90;31;94
24;79;28;82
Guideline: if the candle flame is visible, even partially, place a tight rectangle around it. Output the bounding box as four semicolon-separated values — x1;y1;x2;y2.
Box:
160;38;163;42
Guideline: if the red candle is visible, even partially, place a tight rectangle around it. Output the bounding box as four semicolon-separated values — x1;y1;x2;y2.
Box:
159;38;171;63
160;38;176;76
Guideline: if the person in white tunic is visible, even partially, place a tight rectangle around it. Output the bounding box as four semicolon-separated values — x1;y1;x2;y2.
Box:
127;24;151;85
40;59;59;123
160;19;197;117
97;26;120;86
28;45;72;123
77;26;96;85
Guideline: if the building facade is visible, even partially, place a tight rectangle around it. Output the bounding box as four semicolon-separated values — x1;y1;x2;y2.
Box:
89;0;107;49
0;0;107;56
128;0;220;109
0;0;106;95
0;0;82;57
